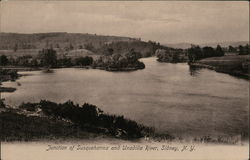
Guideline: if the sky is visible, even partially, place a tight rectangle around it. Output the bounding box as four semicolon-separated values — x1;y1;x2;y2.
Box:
0;1;249;44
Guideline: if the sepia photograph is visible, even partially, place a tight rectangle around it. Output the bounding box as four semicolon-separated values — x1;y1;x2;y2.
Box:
0;1;249;160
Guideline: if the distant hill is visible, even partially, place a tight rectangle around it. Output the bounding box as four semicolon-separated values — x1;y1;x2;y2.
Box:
0;32;138;50
199;41;249;48
164;43;192;49
96;40;168;57
164;41;249;49
0;32;168;57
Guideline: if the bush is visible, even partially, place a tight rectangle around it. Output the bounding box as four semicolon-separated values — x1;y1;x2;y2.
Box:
19;100;154;139
0;55;9;66
75;56;93;66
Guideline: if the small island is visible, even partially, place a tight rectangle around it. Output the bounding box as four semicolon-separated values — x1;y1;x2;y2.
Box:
0;68;19;92
92;49;145;71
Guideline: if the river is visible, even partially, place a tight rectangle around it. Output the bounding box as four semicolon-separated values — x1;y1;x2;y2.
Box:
2;57;249;139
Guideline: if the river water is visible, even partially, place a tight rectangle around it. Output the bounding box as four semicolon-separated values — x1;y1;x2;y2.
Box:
2;57;249;139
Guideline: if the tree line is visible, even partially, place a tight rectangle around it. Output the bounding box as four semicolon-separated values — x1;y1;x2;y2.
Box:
188;45;224;62
0;47;145;71
93;48;145;70
0;48;94;68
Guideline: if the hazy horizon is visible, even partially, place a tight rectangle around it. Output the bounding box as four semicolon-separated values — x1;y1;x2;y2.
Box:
0;1;249;44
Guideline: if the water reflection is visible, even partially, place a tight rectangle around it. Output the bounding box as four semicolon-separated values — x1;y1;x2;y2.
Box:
42;69;55;73
189;66;202;76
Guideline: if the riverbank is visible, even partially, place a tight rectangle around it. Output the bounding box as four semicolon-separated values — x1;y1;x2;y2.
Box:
94;66;145;72
189;55;249;79
0;68;20;82
0;87;16;92
0;99;246;144
1;64;145;73
0;100;173;141
0;66;42;72
157;59;187;63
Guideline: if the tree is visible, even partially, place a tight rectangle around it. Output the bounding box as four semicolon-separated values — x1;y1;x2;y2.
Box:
172;52;179;63
187;45;202;62
56;44;60;48
0;55;9;66
125;49;142;63
79;45;83;49
30;59;39;67
75;56;93;66
69;43;74;50
215;45;224;56
202;47;215;58
84;43;94;51
14;43;18;52
239;44;249;55
106;48;114;56
0;99;6;108
39;48;57;67
228;45;236;52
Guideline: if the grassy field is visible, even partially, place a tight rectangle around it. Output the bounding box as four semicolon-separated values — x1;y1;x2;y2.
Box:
192;55;249;78
199;55;249;63
199;55;249;70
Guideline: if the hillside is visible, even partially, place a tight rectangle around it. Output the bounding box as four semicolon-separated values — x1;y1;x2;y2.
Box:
165;41;249;49
0;32;168;58
0;32;137;50
96;40;168;57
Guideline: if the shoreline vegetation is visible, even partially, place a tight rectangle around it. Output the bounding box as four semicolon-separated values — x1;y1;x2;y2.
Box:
0;48;146;72
91;49;145;72
0;100;173;141
0;100;247;144
189;55;250;79
155;48;188;63
186;45;249;79
155;44;249;79
0;68;19;92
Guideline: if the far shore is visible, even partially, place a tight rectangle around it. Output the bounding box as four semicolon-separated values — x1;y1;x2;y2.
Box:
0;87;16;92
0;65;145;72
189;55;249;79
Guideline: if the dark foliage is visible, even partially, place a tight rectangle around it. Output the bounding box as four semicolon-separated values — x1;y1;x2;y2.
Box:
0;55;9;66
96;40;165;57
75;56;93;66
38;48;57;67
156;48;187;63
238;44;249;55
57;57;73;67
0;69;19;82
93;49;145;71
0;110;94;141
19;100;155;139
0;99;6;108
188;45;225;62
